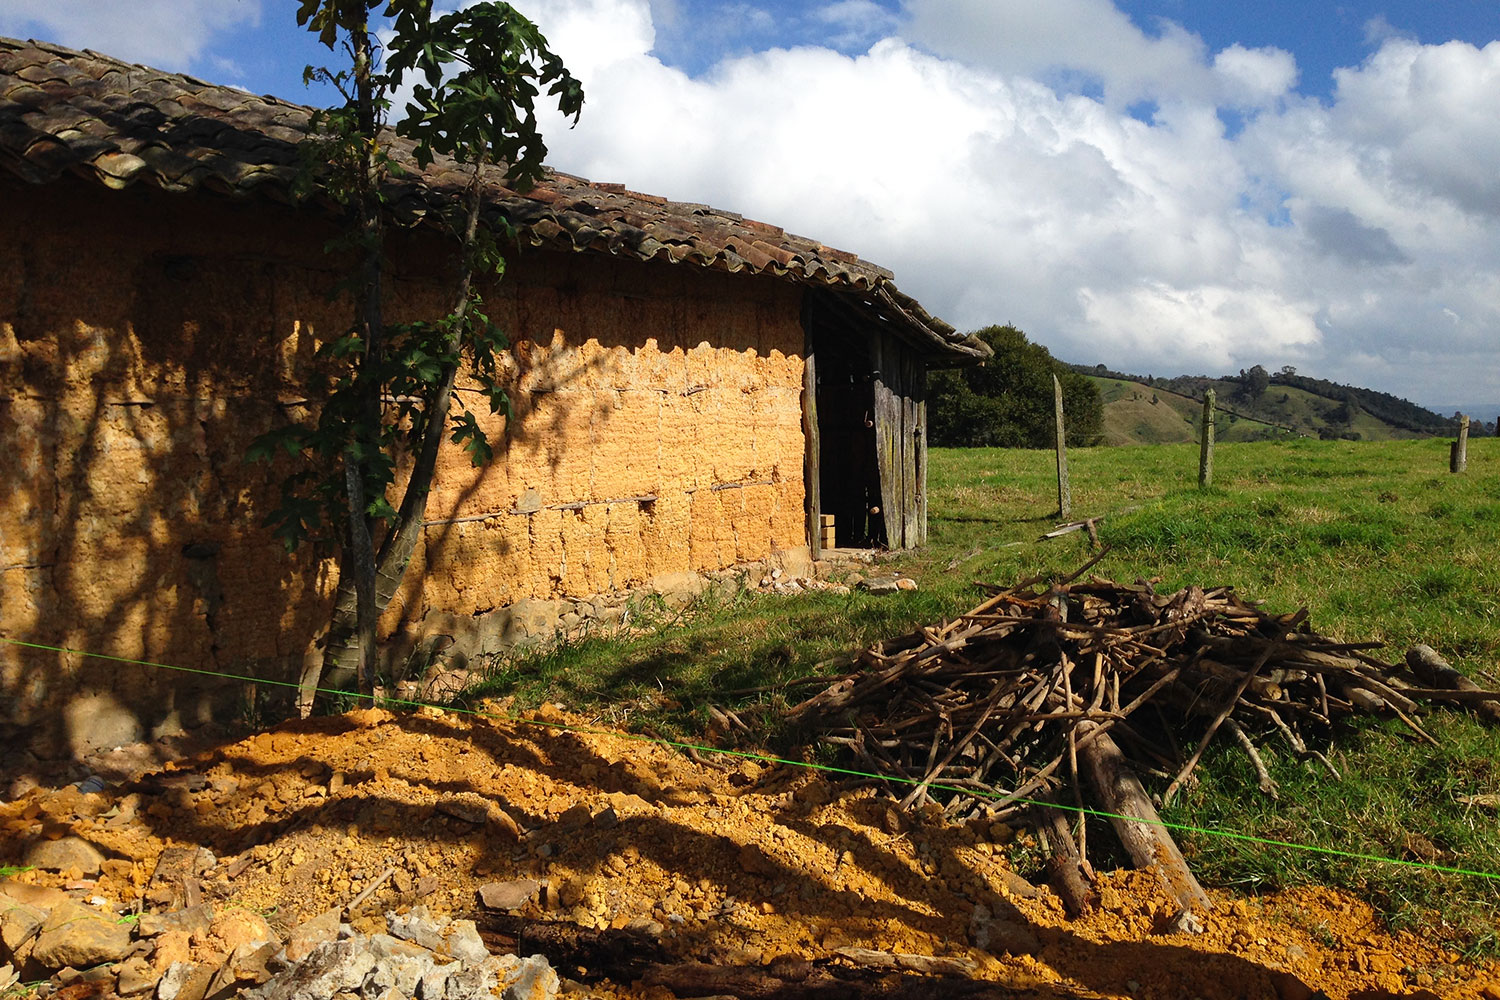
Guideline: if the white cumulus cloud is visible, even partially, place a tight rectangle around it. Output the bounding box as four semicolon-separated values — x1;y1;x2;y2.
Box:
11;0;1496;405
494;0;1500;403
0;0;261;71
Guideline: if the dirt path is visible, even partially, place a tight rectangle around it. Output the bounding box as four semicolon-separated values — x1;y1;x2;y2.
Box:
2;705;1494;998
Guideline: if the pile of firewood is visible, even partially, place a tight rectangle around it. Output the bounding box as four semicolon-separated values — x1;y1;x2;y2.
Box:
782;553;1500;920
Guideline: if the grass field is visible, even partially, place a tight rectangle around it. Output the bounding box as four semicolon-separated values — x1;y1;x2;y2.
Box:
466;436;1500;949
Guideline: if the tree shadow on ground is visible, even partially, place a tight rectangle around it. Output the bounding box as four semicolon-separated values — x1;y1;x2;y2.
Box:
3;710;1331;1000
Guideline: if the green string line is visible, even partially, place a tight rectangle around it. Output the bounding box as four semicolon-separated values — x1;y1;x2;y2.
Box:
5;635;1499;883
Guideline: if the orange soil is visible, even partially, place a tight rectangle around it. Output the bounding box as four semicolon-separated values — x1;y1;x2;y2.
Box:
3;705;1497;999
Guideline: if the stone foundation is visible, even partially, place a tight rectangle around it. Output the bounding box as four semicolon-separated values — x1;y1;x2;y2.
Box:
387;545;867;701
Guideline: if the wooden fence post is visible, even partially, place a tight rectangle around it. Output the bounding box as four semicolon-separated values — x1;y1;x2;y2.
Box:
1054;375;1071;519
1199;389;1215;489
1451;415;1469;474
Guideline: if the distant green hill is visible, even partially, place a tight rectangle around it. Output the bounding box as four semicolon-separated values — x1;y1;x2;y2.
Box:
1077;366;1454;446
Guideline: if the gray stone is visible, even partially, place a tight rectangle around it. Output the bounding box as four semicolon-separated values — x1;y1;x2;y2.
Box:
208;941;278;992
512;488;543;515
366;934;429;962
62;693;145;755
647;571;705;607
137;904;213;938
419;962;452;999
5;775;39;802
1168;908;1206;935
496;953;560;1000
443;962;497;998
477;880;540;911
507;599;568;640
773;547;814;579
387;905;446;953
155;961;211;1000
30;900;131;968
436;795;490;825
24;836;105;876
443;920;488;965
858;575;900;594
362;946;438;996
80;963;116;983
422;668;471;700
283;908;343;963
0;900;46;960
967;903;1039;956
248;940;376;1000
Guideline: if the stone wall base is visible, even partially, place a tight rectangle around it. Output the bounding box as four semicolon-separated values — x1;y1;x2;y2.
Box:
386;546;875;702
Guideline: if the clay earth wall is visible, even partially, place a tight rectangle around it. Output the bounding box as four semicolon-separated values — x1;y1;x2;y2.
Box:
0;178;809;753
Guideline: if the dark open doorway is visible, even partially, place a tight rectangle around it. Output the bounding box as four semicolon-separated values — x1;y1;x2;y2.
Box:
804;289;936;555
805;294;885;550
812;321;884;548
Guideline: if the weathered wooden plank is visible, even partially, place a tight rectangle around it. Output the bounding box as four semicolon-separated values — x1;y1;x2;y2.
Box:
803;337;821;559
914;359;928;546
872;332;900;549
901;349;919;549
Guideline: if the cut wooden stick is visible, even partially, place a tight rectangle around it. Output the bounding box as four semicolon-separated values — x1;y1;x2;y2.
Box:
1224;718;1277;799
1035;796;1098;917
1078;723;1212;916
345;865;396;916
1162;618;1300;808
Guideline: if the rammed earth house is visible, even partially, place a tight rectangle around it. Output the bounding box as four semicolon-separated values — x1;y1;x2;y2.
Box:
0;37;987;753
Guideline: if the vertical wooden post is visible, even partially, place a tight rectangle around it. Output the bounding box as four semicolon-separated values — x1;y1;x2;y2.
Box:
1199;389;1215;489
803;345;821;559
1054;375;1071;519
1451;415;1469;474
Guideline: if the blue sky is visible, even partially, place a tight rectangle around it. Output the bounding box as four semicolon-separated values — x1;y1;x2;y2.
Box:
3;1;1497;408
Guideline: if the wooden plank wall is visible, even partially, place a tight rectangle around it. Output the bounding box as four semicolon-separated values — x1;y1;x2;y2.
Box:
870;330;928;549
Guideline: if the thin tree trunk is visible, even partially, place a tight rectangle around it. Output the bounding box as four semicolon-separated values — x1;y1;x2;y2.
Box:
300;17;392;700
337;18;387;700
343;452;378;702
319;171;485;684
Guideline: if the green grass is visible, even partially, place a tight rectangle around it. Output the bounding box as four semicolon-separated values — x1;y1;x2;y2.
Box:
463;436;1500;948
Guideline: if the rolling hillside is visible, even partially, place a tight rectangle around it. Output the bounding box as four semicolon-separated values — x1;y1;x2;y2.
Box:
1088;374;1443;446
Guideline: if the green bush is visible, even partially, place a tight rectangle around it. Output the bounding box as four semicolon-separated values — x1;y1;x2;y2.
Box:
929;325;1102;448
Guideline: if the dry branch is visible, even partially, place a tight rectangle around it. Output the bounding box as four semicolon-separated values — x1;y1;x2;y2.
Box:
782;557;1500;922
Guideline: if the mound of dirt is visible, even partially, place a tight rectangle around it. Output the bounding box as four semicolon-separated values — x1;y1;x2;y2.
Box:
2;704;1495;999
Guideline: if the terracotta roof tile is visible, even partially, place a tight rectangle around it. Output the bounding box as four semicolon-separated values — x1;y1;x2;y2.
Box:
0;34;986;363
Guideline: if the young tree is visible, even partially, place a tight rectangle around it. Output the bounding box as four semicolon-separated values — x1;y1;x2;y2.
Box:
251;0;582;711
1239;364;1270;400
